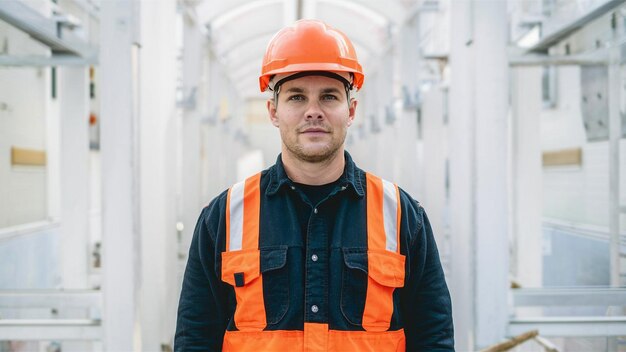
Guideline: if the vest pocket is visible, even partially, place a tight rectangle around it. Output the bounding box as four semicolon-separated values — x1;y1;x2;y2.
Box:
365;250;405;288
362;249;405;331
260;247;289;325
221;249;266;331
340;248;368;325
341;248;406;330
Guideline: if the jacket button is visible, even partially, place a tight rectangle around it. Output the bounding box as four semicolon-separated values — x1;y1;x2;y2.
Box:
311;305;319;313
313;208;318;214
311;254;318;262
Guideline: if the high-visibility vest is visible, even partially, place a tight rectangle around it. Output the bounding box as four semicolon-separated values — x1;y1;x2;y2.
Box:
221;172;406;351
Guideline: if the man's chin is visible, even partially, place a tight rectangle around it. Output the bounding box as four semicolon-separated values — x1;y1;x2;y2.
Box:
294;147;340;163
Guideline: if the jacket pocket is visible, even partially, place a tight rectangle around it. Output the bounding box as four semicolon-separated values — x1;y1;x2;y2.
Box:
221;249;266;331
340;248;368;325
260;247;289;325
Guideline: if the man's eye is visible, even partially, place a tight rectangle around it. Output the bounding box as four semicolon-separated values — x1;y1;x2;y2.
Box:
321;94;338;101
288;95;305;101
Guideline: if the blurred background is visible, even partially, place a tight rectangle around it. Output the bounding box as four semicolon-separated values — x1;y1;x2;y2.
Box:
0;0;625;350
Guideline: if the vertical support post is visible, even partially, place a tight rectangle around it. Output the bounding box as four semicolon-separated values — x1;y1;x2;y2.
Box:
511;66;543;289
449;0;509;349
301;0;316;20
203;51;224;197
378;40;394;179
283;0;297;24
46;68;61;223
607;18;623;351
421;88;447;243
100;0;142;350
138;1;179;349
473;1;509;347
608;28;621;287
180;5;203;262
59;67;90;289
394;18;420;197
449;0;476;349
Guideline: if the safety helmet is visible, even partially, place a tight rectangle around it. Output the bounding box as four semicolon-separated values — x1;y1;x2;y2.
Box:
259;19;364;92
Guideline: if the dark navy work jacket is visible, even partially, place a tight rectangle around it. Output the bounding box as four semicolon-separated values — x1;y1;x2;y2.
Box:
175;152;454;351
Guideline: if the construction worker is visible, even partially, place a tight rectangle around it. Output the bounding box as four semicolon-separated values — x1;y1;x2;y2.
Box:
175;19;454;351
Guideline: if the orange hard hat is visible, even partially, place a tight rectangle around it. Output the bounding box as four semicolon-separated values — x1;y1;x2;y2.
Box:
259;19;364;92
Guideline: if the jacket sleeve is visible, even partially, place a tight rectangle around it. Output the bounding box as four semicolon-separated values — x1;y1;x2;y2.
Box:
175;195;231;351
402;199;455;351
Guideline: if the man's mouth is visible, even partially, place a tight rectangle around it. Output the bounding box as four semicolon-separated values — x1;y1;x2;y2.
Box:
300;127;329;134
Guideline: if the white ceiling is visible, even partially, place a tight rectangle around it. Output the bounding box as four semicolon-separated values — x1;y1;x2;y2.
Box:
194;0;423;99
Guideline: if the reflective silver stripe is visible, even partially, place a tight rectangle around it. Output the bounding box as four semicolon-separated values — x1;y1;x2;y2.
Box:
228;180;245;251
382;179;399;252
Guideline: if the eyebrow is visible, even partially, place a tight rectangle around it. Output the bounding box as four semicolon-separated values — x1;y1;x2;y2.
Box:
321;87;342;94
284;87;305;93
283;87;343;94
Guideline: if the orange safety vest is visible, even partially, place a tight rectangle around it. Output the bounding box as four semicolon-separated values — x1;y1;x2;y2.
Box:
221;172;406;351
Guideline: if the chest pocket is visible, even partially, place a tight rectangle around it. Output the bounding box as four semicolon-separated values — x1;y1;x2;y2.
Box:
221;249;265;330
221;247;289;329
341;248;405;329
362;249;405;331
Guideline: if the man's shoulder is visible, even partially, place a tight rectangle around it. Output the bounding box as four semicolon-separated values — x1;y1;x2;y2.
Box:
201;167;276;216
199;189;229;228
398;187;425;225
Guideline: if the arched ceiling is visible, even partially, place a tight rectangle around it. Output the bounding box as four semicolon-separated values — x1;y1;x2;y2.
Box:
195;0;423;99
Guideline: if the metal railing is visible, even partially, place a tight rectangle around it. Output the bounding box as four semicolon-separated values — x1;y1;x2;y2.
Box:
509;287;626;337
0;290;102;341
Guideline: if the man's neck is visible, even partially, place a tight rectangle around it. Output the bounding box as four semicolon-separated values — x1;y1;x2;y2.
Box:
281;149;345;186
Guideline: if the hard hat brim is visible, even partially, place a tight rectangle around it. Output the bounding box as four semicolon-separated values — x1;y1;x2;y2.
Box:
260;64;364;92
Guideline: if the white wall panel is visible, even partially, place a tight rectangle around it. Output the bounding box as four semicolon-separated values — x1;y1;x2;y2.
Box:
541;65;626;229
0;20;49;228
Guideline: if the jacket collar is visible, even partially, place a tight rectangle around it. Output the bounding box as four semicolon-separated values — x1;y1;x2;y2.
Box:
266;151;365;198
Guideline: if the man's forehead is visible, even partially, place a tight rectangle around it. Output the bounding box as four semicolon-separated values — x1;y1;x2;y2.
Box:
279;75;347;91
271;71;351;90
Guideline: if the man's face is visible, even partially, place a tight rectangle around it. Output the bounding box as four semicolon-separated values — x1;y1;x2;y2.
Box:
267;75;357;163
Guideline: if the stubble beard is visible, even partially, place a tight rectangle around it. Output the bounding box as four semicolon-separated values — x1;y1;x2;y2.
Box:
282;128;346;164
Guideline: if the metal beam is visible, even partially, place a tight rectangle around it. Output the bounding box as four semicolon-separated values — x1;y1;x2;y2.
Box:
508;317;626;337
0;54;98;66
512;287;626;307
0;1;96;58
0;319;101;340
543;218;626;244
528;0;626;53
0;220;59;242
509;51;608;66
0;290;101;308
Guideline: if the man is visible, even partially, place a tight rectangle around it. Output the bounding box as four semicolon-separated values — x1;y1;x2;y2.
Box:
175;19;453;351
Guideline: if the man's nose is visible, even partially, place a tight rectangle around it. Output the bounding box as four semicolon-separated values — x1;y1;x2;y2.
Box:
305;100;324;119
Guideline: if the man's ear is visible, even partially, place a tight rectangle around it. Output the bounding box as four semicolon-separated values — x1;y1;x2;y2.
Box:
267;99;280;127
347;98;358;127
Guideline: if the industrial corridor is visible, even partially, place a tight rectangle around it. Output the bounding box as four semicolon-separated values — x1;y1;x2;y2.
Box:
0;0;625;350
